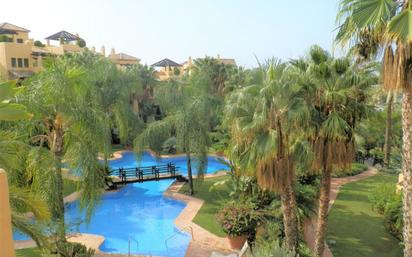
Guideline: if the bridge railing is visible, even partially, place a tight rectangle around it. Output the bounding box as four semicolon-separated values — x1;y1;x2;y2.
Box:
109;162;179;183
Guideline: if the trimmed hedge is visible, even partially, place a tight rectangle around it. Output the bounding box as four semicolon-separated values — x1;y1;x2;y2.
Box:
332;163;368;178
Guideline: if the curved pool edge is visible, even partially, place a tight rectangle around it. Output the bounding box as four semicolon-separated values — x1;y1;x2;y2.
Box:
163;175;231;253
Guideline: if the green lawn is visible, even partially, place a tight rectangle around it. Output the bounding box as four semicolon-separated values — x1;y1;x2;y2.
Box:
16;248;41;257
327;173;403;257
179;176;230;237
63;179;78;197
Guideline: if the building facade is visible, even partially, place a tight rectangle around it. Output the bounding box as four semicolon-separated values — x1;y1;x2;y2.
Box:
0;22;140;80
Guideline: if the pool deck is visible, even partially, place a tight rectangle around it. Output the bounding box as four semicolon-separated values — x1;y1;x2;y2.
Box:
164;172;235;257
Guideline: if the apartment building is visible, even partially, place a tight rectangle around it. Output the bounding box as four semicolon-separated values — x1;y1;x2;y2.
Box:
0;22;140;80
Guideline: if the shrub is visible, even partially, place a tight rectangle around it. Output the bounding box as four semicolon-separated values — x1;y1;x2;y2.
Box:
216;201;260;237
369;182;403;241
34;40;45;47
0;35;12;42
369;183;397;214
370;148;384;165
333;162;368;178
383;195;403;241
76;39;86;48
250;239;295;257
54;241;95;257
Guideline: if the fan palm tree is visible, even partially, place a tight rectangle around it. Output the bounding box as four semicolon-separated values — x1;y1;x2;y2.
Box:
225;60;312;252
293;46;374;257
336;1;412;254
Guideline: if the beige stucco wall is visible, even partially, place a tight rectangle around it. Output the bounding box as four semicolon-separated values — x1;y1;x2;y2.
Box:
0;42;33;79
45;44;83;55
0;170;15;257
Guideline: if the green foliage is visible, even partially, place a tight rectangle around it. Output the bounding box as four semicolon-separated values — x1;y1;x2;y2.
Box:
0;35;12;42
16;248;42;257
332;162;368;178
216;201;260;237
0;81;31;121
161;136;176;154
250;239;296;257
383;196;403;241
54;241;94;257
34;40;45;47
76;39;86;48
369;182;403;240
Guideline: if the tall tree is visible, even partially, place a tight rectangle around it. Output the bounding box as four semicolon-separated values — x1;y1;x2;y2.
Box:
293;46;374;257
336;1;412;254
0;81;50;246
135;77;213;195
20;56;107;240
384;91;394;166
225;60;312;252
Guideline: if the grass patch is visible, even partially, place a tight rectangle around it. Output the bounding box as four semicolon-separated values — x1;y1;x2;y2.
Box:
179;176;230;237
63;179;78;197
327;173;402;257
16;248;41;257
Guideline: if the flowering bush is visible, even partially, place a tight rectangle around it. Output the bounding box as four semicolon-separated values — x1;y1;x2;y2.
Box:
216;201;259;237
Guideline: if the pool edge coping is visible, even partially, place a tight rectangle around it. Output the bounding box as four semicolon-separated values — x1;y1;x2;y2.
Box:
163;172;232;254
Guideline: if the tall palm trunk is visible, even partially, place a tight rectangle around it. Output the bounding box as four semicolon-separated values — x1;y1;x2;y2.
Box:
384;92;394;167
186;151;194;195
50;122;65;241
280;179;299;251
276;120;298;251
402;90;412;257
314;165;331;257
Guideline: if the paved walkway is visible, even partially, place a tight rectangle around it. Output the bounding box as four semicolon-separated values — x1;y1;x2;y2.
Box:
304;167;378;257
164;179;234;257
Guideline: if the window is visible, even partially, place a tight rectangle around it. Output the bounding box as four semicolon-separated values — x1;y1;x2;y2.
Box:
23;58;29;68
11;58;16;67
16;38;23;43
17;58;23;68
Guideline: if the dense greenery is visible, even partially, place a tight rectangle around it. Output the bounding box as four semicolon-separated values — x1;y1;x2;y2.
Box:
0;52;154;255
370;178;403;241
0;28;405;256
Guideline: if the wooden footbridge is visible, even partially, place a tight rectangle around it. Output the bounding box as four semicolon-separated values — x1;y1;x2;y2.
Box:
109;162;186;185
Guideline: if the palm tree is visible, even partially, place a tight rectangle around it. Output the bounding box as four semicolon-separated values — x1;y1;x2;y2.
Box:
336;1;412;254
225;60;312;252
293;46;374;257
384;91;394;167
20;56;107;240
0;81;31;120
135;78;213;195
67;52;144;167
0;81;50;246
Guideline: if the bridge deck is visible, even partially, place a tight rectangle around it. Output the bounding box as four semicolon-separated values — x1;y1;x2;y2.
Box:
109;162;184;184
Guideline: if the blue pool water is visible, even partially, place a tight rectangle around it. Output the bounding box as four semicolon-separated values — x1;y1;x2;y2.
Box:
14;151;229;257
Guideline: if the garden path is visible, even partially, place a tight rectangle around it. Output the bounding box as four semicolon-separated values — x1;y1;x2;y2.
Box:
303;167;378;257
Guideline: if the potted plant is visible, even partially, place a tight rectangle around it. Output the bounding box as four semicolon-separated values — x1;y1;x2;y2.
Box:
217;201;258;249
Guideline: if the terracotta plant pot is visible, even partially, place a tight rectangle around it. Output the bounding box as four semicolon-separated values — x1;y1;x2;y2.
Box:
228;234;248;250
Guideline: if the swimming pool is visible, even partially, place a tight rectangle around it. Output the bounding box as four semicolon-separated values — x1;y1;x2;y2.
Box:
14;151;229;256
